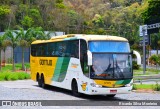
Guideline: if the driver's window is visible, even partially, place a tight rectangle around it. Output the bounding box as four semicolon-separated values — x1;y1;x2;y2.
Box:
80;40;89;77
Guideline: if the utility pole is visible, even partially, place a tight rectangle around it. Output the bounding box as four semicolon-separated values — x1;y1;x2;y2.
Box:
139;23;160;74
142;26;146;74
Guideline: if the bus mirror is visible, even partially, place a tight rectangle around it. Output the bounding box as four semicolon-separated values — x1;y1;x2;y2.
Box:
87;50;92;66
133;50;141;65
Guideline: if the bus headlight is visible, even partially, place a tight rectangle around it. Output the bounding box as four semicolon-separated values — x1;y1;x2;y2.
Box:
125;79;133;87
125;83;133;87
90;83;102;88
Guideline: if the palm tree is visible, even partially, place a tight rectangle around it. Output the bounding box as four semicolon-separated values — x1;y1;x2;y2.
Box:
2;39;11;66
16;27;49;70
31;27;51;40
5;30;19;71
15;28;33;70
0;35;7;71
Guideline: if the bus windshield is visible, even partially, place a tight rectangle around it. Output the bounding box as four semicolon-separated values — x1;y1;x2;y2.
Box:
89;41;132;80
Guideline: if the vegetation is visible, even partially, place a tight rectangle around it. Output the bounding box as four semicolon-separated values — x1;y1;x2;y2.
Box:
149;54;160;66
133;61;140;70
153;82;160;91
133;83;160;91
1;27;49;71
134;68;160;76
0;72;30;81
0;0;160;71
133;84;153;90
0;0;159;51
0;63;30;81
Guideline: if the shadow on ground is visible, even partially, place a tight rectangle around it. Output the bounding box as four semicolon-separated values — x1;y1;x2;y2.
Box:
33;84;126;101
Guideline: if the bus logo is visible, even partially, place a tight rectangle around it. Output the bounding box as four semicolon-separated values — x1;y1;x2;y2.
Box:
39;59;52;66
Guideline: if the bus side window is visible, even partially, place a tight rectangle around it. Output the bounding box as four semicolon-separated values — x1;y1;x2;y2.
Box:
31;45;36;56
64;41;70;57
48;42;56;56
70;40;79;58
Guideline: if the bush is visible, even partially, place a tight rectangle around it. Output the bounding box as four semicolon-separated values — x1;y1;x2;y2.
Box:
133;61;140;70
0;72;31;81
7;73;19;81
24;73;31;79
17;72;26;80
149;55;158;65
132;84;137;90
0;73;5;81
4;72;11;80
153;82;160;91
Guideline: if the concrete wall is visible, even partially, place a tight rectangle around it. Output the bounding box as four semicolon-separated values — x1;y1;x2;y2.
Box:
1;46;30;63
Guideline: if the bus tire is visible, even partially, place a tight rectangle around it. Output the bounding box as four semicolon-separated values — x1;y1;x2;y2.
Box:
106;94;116;97
41;75;47;89
71;80;80;97
38;75;42;87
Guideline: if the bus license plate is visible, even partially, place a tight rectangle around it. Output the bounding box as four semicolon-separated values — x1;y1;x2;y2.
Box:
110;90;117;93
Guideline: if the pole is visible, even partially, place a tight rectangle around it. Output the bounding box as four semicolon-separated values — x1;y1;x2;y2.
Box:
142;28;146;74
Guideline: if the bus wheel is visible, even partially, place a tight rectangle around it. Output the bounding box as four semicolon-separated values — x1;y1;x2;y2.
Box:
41;75;47;89
38;76;42;87
106;94;116;97
71;80;80;97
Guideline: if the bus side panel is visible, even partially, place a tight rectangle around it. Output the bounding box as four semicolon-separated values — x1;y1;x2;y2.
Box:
30;55;38;81
30;56;58;85
50;58;83;90
41;57;58;85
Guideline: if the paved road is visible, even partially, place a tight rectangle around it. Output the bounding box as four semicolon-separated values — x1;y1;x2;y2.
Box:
0;80;160;109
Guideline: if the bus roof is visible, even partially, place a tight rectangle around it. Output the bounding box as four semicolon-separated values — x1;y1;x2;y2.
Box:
31;34;128;44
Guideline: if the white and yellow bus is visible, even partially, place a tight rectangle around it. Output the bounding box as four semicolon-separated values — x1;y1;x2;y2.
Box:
30;34;133;97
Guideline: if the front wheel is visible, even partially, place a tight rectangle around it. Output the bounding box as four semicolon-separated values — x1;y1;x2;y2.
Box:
71;80;81;97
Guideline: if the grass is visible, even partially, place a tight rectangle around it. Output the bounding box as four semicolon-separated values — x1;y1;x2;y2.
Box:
1;63;30;72
0;72;30;81
0;63;30;81
134;68;160;76
133;84;153;89
133;84;160;91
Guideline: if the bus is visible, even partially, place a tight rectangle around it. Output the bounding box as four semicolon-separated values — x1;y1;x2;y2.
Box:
30;34;133;97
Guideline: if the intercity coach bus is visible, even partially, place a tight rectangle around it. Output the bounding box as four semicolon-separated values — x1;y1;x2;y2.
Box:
30;34;133;97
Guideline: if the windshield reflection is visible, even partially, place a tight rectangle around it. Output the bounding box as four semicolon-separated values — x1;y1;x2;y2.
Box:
90;54;132;79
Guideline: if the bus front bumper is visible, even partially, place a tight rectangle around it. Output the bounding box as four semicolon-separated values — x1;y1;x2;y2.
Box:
87;86;132;95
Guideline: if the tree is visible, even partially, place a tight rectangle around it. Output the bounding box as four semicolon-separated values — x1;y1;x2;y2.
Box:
141;0;160;24
141;0;160;34
2;39;10;66
0;35;7;71
15;28;32;70
21;15;34;29
29;27;51;40
14;27;49;70
151;33;160;54
5;30;19;71
0;5;11;31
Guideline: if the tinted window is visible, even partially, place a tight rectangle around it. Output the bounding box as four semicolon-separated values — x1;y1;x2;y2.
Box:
80;40;89;77
31;40;79;58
